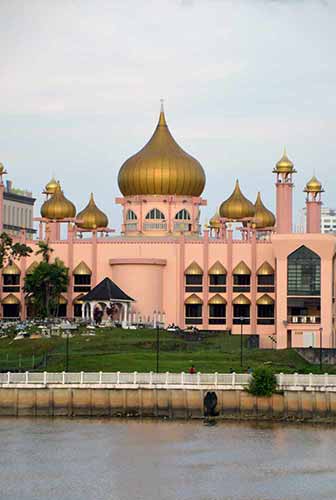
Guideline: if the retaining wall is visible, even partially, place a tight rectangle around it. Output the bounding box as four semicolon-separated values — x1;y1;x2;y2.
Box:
1;385;336;421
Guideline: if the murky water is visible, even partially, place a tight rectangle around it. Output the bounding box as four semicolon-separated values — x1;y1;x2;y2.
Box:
1;419;336;500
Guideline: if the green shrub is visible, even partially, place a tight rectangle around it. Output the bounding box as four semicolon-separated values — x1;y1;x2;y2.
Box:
248;367;277;397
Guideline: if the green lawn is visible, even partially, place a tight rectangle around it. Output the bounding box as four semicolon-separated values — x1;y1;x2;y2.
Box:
0;326;329;373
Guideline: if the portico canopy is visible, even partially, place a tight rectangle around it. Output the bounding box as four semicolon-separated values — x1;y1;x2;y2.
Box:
82;277;134;303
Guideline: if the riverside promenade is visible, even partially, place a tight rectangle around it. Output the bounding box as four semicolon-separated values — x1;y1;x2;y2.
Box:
1;372;336;420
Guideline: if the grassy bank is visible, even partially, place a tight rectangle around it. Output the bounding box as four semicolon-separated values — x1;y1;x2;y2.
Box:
0;326;327;373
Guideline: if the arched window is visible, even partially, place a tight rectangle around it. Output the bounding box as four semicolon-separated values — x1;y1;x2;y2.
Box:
145;208;165;220
126;209;137;220
288;246;320;296
175;209;191;220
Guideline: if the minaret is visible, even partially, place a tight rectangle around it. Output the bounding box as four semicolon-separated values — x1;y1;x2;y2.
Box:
0;163;8;232
273;149;296;234
304;176;323;233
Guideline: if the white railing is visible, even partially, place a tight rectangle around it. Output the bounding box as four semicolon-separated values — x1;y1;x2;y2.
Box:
0;372;336;389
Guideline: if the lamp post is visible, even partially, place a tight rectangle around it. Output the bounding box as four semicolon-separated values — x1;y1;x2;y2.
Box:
65;331;70;372
156;324;160;373
319;326;323;372
240;316;244;369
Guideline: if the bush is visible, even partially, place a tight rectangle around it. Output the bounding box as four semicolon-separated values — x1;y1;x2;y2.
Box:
248;367;277;397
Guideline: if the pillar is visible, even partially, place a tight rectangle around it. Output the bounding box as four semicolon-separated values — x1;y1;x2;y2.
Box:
91;231;98;287
179;233;185;328
66;223;74;318
227;229;233;330
203;229;209;329
251;229;257;333
0;180;4;232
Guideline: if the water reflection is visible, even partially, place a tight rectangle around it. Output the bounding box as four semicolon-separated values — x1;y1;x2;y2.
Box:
0;418;336;500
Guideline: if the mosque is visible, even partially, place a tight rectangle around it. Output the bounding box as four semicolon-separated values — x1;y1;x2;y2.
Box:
0;105;334;350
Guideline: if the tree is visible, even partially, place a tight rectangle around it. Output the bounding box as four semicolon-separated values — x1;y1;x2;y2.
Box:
36;240;54;263
248;367;277;397
24;258;69;318
0;232;32;269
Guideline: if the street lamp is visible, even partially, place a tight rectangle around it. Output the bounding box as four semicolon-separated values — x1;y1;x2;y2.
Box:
319;326;323;372
65;330;70;372
240;316;244;369
156;323;160;373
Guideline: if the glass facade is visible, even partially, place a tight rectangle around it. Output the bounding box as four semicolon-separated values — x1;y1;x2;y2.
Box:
287;246;320;296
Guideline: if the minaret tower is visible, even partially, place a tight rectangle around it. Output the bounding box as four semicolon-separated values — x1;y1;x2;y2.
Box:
304;176;323;233
273;149;296;234
0;162;7;232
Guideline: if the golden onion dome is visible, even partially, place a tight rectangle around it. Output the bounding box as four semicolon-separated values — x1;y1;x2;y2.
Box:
40;182;76;220
44;177;59;195
219;180;255;220
118;105;206;197
304;175;323;193
209;210;221;229
273;148;295;174
77;193;108;230
254;192;276;229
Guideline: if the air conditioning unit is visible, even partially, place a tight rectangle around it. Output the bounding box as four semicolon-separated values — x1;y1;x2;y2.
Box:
310;316;316;323
292;316;298;323
301;316;307;323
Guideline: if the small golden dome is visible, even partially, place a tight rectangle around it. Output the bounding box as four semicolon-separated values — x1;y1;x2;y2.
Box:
254;192;276;228
209;210;221;229
304;175;323;193
273;148;295;174
44;177;59;195
118;105;206;197
219;180;255;220
40;182;76;220
76;193;108;230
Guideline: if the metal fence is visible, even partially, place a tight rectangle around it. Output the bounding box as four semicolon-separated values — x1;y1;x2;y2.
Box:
1;371;336;388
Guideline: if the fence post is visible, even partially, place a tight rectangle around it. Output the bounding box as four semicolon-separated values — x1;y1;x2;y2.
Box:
165;372;169;385
309;373;313;387
181;372;185;386
197;372;201;386
25;371;29;385
279;372;283;387
117;371;120;385
149;371;153;385
232;372;236;387
133;371;137;385
99;371;102;385
43;371;47;385
80;371;84;384
7;371;10;384
62;371;65;385
324;373;329;387
294;372;298;387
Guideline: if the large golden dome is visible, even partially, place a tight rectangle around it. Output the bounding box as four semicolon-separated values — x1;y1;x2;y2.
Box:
77;193;108;230
41;182;76;220
219;180;255;220
118;106;206;197
254;192;275;228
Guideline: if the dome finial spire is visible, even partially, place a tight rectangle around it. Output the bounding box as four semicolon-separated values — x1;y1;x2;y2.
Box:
158;98;167;126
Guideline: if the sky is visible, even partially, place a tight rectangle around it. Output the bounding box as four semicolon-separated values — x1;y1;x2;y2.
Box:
0;0;335;230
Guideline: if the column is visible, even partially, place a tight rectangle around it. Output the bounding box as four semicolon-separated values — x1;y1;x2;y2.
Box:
178;233;185;329
66;223;74;318
203;229;209;329
227;229;233;330
306;201;321;234
91;231;98;287
251;229;257;333
276;181;293;234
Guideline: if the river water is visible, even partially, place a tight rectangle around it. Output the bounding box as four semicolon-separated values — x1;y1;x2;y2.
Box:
1;419;336;500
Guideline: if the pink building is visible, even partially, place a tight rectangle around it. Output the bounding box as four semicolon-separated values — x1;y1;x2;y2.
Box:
0;107;334;350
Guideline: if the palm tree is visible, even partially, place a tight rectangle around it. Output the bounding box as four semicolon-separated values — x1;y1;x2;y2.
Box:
36;240;54;263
